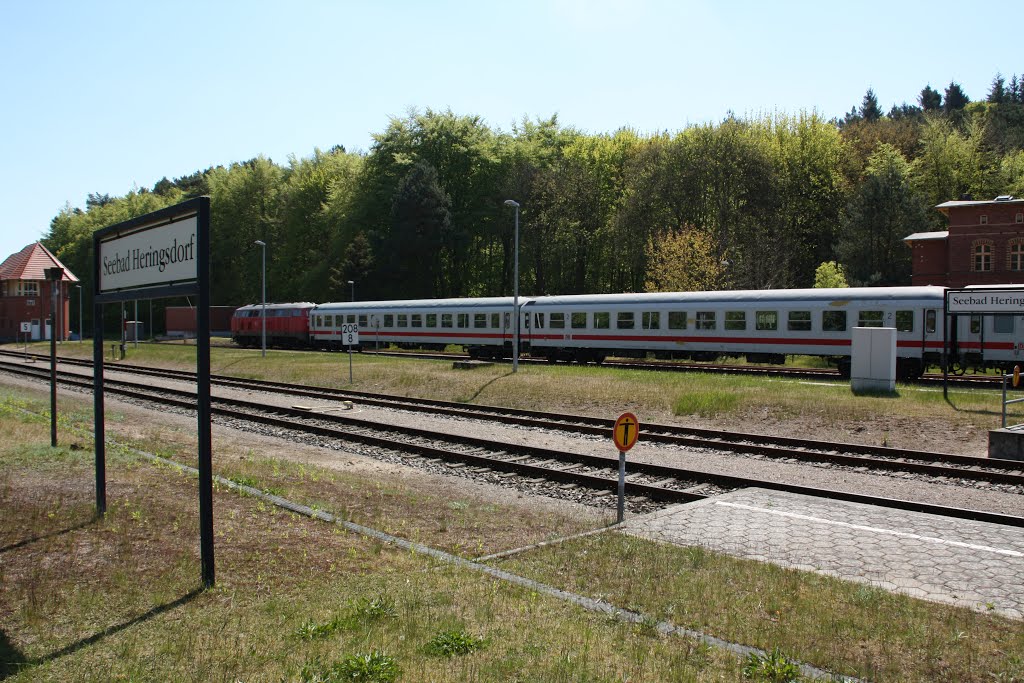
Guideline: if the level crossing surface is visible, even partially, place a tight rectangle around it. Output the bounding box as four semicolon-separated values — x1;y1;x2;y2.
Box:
622;488;1024;620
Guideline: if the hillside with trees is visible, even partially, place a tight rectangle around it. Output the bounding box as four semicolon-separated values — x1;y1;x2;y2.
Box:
41;75;1024;331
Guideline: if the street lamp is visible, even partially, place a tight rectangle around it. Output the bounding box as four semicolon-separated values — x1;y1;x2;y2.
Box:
503;199;520;373
75;285;82;343
347;280;355;302
254;240;266;358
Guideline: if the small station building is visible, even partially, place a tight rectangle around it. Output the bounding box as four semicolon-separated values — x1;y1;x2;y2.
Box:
0;242;79;342
905;196;1024;287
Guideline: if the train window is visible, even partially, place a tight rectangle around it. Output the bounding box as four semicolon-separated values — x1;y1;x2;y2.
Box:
398;314;408;327
550;313;565;329
822;310;846;332
642;311;660;329
359;315;368;327
994;316;1014;334
787;311;811;331
347;314;356;324
442;313;453;328
384;314;394;327
755;311;778;331
970;315;982;334
571;312;587;328
534;313;545;329
491;313;500;328
458;313;469;328
411;314;422;328
857;311;883;327
724;311;746;331
426;314;436;327
474;313;487;328
594;312;610;329
696;312;716;330
895;311;913;332
668;311;686;330
313;315;322;328
617;312;635;329
925;310;936;334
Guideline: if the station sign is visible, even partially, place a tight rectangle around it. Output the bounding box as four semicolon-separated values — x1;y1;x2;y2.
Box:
97;213;198;294
20;321;31;333
946;289;1024;315
341;323;359;346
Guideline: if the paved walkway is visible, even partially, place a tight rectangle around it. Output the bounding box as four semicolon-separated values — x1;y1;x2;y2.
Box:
621;488;1024;620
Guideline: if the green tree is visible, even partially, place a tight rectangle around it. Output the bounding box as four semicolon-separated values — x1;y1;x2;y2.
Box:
839;144;928;285
860;88;882;122
644;226;726;292
988;74;1008;104
919;85;942;112
388;160;452;297
814;261;849;288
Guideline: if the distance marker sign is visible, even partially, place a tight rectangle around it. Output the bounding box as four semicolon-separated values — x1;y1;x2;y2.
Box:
612;412;640;451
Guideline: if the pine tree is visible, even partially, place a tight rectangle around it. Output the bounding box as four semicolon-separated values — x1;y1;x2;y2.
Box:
860;88;882;122
988;73;1007;103
919;85;942;111
944;81;970;113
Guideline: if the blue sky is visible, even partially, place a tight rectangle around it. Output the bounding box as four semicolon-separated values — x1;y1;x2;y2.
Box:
1;0;1019;263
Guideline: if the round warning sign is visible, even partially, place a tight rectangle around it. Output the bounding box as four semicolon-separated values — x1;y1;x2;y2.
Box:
612;412;640;452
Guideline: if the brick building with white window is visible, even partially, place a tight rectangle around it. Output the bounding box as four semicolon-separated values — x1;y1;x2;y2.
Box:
904;196;1024;288
0;242;79;342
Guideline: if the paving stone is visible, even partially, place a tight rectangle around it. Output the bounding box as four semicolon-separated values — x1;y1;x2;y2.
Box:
621;488;1024;620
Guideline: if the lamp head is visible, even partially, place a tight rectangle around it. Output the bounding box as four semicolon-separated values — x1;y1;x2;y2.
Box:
503;199;519;208
254;240;265;246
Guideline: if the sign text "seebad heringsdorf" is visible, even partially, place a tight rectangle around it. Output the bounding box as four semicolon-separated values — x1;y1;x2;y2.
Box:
99;215;198;293
947;290;1024;314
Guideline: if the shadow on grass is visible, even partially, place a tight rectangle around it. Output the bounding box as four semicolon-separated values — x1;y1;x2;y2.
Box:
461;371;515;403
0;631;28;680
0;518;97;555
22;587;204;672
850;388;901;399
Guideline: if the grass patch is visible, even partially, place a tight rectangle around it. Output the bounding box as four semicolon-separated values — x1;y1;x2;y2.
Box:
496;532;1024;682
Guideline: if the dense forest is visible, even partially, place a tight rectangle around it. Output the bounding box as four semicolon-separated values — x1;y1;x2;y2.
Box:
42;75;1024;331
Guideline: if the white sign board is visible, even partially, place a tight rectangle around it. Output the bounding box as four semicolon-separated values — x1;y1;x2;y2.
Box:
341;323;360;346
20;321;31;333
947;290;1024;315
98;215;198;293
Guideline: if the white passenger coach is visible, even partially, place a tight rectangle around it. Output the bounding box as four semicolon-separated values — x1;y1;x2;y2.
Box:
307;286;1024;378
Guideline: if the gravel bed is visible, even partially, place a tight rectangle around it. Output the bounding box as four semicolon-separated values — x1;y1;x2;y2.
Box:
6;362;1024;518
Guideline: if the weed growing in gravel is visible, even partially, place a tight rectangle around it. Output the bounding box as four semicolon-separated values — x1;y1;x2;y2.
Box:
742;646;801;682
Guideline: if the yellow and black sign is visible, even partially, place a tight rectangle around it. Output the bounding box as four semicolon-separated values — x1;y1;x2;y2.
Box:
612;412;640;452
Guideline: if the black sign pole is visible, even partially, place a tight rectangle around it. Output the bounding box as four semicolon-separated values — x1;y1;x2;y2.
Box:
196;197;215;588
93;300;106;515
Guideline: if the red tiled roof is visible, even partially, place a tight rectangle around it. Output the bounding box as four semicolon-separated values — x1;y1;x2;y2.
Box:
0;242;79;282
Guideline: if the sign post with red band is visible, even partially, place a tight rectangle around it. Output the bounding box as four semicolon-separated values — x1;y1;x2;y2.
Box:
612;412;640;523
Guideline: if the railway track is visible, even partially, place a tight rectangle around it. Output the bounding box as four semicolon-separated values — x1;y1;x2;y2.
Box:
2;357;1022;528
5;351;1022;489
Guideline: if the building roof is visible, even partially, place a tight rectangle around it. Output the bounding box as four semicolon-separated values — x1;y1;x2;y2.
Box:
0;242;79;283
935;196;1024;214
903;231;949;242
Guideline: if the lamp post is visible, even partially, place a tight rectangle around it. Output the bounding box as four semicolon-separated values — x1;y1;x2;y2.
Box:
347;280;354;302
254;240;266;358
503;199;520;373
76;285;82;343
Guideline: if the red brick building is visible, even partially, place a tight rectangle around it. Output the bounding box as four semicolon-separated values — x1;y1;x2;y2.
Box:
0;242;79;342
905;196;1024;287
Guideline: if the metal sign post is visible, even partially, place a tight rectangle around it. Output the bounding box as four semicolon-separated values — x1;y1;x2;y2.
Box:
45;267;64;447
93;197;213;587
342;323;359;383
612;412;640;524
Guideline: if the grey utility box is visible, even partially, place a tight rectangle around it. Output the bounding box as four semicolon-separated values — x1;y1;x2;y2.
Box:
989;426;1024;461
850;327;896;393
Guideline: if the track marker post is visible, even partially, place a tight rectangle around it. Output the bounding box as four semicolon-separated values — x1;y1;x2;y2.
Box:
612;412;640;524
